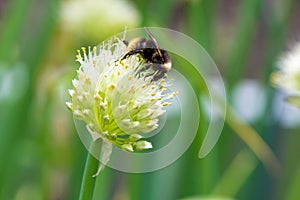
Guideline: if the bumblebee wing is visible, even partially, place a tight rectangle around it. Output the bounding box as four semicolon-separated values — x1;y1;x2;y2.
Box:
144;27;163;58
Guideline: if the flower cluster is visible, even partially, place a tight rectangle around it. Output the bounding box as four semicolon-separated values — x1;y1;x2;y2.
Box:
272;42;300;107
60;0;139;42
66;37;177;152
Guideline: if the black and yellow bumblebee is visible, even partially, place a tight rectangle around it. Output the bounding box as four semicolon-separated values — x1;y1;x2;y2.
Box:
121;28;172;81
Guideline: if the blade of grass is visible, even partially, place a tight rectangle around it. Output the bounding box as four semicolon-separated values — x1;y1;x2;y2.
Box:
226;106;280;176
171;55;219;196
187;0;217;52
153;0;174;26
285;165;300;200
225;0;262;91
254;0;296;198
0;0;59;196
179;196;235;200
212;149;258;196
0;0;29;62
127;115;185;200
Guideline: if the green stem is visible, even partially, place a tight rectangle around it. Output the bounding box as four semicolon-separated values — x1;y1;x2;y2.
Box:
79;142;100;200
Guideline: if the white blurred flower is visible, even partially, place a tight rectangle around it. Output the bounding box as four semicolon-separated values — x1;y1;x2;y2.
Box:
60;0;140;42
271;42;300;108
273;91;300;128
232;79;266;123
272;42;300;93
0;63;29;103
66;36;176;153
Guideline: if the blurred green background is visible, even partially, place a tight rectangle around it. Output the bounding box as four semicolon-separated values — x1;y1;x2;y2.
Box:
1;0;300;199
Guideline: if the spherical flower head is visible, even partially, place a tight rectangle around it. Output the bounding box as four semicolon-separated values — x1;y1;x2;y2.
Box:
272;42;300;92
60;0;140;42
66;36;177;152
271;42;300;107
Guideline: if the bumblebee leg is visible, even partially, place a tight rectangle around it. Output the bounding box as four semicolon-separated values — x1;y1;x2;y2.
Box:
152;72;164;81
121;49;144;60
135;63;151;78
152;65;167;81
142;64;161;80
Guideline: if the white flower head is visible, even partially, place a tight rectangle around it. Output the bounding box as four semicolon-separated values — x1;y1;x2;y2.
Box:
66;35;177;152
272;42;300;93
60;0;140;42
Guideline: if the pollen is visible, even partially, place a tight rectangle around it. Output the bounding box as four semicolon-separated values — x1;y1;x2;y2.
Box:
85;77;91;84
151;93;156;96
128;76;132;81
117;71;121;76
162;102;171;106
120;60;125;66
108;83;116;90
94;94;101;101
131;85;136;90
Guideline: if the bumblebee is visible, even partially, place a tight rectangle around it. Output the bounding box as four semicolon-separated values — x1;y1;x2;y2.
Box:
121;28;172;81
